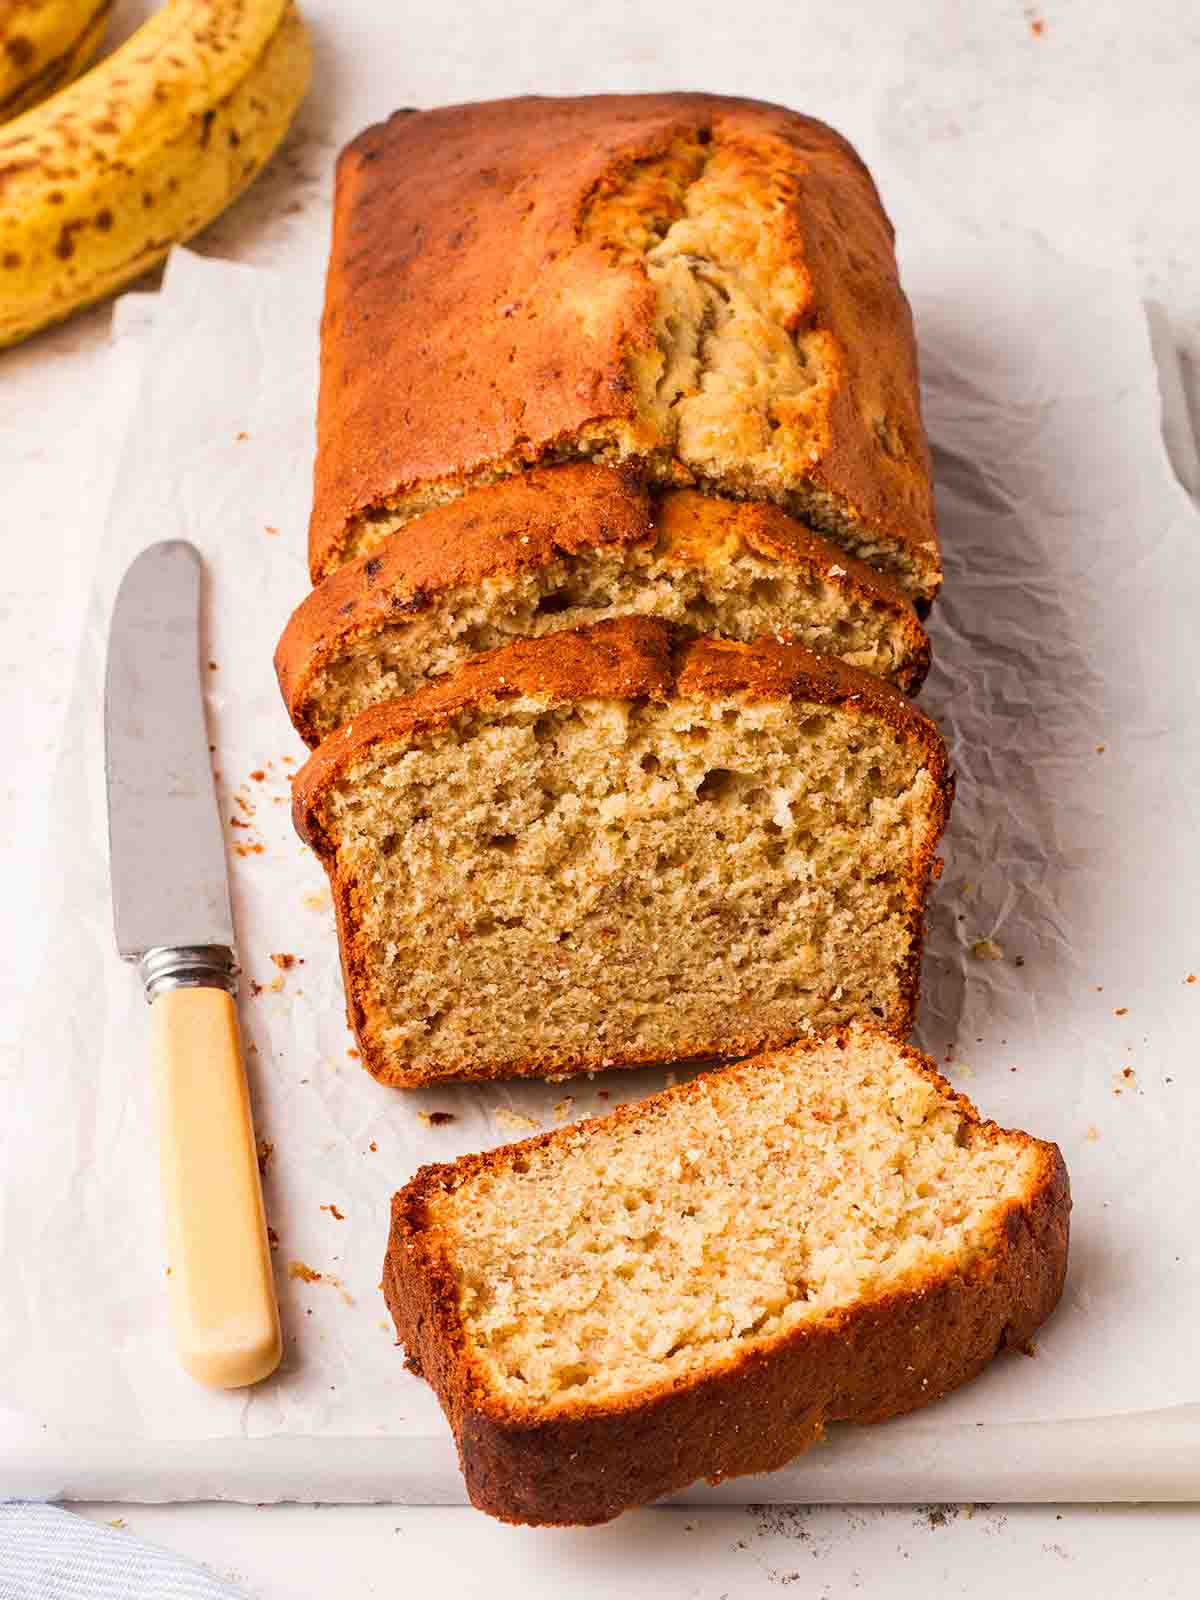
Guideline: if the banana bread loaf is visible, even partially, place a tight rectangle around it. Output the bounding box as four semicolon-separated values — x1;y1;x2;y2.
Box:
309;94;940;605
278;463;930;747
384;1026;1070;1525
291;618;951;1088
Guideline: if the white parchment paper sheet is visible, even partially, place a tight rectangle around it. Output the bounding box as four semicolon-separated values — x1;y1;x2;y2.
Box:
3;205;1198;1450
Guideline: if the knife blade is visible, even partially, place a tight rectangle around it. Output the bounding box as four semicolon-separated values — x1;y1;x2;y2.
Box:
105;539;281;1390
106;540;234;962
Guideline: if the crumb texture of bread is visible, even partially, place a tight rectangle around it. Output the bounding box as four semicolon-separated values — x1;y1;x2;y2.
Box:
292;620;950;1087
278;469;929;746
309;94;939;601
385;1029;1071;1525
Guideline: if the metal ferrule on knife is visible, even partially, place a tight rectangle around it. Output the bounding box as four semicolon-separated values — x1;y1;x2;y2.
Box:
138;945;239;1003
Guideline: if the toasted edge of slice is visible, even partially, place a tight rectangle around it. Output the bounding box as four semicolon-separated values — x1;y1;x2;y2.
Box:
277;467;931;747
292;618;952;1088
383;1026;1071;1526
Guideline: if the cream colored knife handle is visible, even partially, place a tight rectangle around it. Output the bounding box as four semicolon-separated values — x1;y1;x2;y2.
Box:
150;985;282;1388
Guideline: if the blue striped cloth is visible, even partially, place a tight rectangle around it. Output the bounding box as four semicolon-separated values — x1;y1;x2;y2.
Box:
0;1505;245;1599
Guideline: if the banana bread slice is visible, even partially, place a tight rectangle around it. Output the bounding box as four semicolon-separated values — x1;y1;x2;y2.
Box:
278;464;930;747
310;94;940;605
291;618;951;1088
384;1026;1071;1525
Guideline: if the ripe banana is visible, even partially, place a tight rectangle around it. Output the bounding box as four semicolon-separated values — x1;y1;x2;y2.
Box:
0;0;112;123
0;0;311;348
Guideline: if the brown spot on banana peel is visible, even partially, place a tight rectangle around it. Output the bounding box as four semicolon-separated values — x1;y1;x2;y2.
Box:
4;38;35;71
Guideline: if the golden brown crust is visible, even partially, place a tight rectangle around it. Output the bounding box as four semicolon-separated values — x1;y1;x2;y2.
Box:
310;94;939;596
278;470;930;747
277;464;651;744
383;1031;1071;1525
291;619;952;1087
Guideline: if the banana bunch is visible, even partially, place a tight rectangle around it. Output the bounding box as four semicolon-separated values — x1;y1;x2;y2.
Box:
0;0;311;348
0;0;111;122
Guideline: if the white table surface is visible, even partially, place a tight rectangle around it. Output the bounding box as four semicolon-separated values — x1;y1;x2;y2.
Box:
5;0;1199;1589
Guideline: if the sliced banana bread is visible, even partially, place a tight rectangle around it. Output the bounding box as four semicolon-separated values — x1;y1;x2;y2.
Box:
278;464;930;747
385;1026;1071;1525
291;618;951;1088
310;94;940;604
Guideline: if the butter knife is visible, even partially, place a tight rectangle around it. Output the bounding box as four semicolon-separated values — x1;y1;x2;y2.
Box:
105;540;281;1388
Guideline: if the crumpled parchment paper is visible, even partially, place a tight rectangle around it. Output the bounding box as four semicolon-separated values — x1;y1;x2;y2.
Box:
3;203;1198;1460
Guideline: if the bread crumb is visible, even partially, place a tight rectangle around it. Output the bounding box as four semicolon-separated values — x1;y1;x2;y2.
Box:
553;1097;575;1122
321;1203;345;1220
494;1108;540;1135
106;1517;127;1530
250;769;266;782
233;841;265;856
303;887;331;912
267;1226;280;1250
256;1138;274;1175
1187;974;1197;985
289;1261;322;1283
1085;1126;1100;1141
970;939;1003;961
249;980;263;997
265;525;280;536
268;974;284;994
368;1140;377;1152
417;1110;457;1128
1114;1007;1127;1016
347;1047;360;1060
1095;744;1105;753
270;952;298;970
235;431;249;441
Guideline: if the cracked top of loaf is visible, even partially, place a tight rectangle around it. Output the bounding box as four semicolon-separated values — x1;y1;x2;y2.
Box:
309;93;940;602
